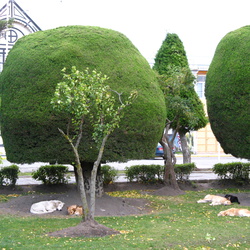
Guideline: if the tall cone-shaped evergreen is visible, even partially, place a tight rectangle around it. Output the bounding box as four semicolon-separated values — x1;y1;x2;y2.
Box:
153;33;207;189
153;33;189;74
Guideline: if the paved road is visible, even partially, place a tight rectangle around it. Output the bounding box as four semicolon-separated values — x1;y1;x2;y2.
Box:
105;155;248;170
1;154;248;173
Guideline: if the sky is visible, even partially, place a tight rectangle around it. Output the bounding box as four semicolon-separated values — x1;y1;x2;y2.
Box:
2;0;250;67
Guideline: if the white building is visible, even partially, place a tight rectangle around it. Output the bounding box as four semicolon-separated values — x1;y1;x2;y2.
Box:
0;0;41;71
191;65;224;154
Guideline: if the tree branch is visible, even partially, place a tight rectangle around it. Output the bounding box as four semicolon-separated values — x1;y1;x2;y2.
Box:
75;116;84;149
109;89;123;104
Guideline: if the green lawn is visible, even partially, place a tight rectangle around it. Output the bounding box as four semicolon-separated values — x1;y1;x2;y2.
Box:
0;188;249;249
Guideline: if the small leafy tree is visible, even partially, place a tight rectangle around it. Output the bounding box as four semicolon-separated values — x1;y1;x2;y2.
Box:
51;66;137;224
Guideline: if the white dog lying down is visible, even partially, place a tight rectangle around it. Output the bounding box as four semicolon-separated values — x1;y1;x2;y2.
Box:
30;200;64;214
197;194;231;206
218;208;250;217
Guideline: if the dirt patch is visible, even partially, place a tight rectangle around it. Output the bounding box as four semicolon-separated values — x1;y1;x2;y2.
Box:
48;220;121;238
0;180;249;217
0;184;152;218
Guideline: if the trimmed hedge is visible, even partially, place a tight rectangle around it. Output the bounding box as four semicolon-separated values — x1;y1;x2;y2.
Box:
0;164;19;186
213;162;250;184
205;25;250;159
174;163;196;181
0;26;166;164
101;165;118;185
125;165;164;183
125;163;196;183
32;165;69;185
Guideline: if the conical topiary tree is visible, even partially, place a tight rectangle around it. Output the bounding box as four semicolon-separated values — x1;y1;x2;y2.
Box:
0;26;166;168
153;33;207;190
205;25;250;159
153;33;189;75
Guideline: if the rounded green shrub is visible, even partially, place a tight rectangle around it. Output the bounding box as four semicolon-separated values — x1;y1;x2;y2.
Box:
32;165;69;185
100;165;118;185
0;164;19;186
0;26;166;164
205;25;250;159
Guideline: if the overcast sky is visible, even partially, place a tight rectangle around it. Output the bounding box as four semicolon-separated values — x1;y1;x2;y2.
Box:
2;0;250;67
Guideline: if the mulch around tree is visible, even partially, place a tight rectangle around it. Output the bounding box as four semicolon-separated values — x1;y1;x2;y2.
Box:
0;181;249;237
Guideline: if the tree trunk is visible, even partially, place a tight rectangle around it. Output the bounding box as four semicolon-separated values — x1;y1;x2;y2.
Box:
89;134;109;220
161;126;180;190
75;162;104;198
163;145;180;189
75;163;90;221
57;128;90;222
179;131;191;164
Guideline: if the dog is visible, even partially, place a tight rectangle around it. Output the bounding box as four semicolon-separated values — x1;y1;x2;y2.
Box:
225;194;240;204
30;200;64;214
197;194;231;206
218;208;250;217
67;205;84;216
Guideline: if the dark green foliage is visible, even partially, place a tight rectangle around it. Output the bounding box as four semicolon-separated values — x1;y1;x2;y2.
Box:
154;34;207;134
125;163;195;183
174;163;196;181
0;164;19;186
159;68;207;133
0;26;166;164
100;165;118;185
178;84;208;133
212;162;250;184
153;33;189;75
205;25;250;159
32;165;69;185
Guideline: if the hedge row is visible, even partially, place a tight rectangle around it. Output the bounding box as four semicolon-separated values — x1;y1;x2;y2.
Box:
2;162;248;186
212;162;250;184
0;164;119;186
125;163;196;183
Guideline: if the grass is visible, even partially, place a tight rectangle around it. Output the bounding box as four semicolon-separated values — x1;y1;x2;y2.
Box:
0;188;249;249
18;172;33;176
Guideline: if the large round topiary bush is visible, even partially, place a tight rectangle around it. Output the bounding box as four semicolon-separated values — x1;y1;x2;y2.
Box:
205;25;250;159
0;26;166;164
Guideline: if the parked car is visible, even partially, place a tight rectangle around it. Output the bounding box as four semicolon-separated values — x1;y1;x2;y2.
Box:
155;143;176;158
155;143;164;157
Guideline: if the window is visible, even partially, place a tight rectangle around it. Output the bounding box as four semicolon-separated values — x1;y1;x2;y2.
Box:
195;74;206;98
197;75;206;82
0;48;5;72
196;82;204;98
